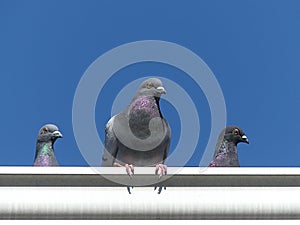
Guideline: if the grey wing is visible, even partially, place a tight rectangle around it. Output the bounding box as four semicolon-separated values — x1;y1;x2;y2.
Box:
162;118;171;163
101;116;119;166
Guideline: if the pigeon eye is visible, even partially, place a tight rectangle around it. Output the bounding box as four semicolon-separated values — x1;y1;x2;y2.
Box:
146;82;153;89
43;127;48;134
233;129;239;135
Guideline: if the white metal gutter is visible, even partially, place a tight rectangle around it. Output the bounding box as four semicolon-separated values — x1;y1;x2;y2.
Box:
0;167;299;219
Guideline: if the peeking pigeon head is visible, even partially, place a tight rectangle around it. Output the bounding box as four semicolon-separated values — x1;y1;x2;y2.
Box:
222;126;249;145
137;78;167;98
37;124;63;143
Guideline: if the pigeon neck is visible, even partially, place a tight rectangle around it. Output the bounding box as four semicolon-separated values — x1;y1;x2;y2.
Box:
130;96;162;117
217;139;237;155
34;141;58;166
35;141;55;158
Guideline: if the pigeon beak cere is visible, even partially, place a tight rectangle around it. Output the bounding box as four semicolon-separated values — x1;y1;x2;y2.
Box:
156;86;167;94
241;135;249;144
52;130;63;138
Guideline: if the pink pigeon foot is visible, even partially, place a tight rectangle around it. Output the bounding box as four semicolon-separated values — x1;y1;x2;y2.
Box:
155;164;167;179
113;162;134;194
154;164;167;194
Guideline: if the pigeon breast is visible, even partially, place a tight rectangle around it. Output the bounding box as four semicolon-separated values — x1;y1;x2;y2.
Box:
129;96;161;139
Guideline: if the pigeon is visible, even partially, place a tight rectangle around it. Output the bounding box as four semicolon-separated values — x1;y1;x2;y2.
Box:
33;124;63;166
101;78;171;193
209;126;249;167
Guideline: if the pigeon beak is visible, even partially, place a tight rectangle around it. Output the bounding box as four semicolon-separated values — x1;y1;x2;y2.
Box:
241;135;249;144
52;130;63;138
156;86;167;94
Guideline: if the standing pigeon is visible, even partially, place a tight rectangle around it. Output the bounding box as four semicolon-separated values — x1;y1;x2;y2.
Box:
101;78;171;193
33;124;63;166
209;126;249;167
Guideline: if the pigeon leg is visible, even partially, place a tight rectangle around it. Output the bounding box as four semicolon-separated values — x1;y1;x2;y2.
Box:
154;164;167;194
113;162;134;194
125;164;135;177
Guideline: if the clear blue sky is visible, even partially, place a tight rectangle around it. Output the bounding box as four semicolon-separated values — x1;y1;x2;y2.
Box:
0;0;299;166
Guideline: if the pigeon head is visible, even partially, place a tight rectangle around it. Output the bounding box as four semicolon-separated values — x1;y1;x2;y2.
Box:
210;126;249;167
136;78;166;98
34;124;62;166
37;124;63;143
222;126;249;145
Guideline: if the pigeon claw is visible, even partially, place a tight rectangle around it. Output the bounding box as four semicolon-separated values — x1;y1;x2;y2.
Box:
127;186;134;194
155;164;167;179
154;186;167;194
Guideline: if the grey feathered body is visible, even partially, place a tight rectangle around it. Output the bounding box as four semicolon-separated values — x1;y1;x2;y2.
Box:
101;95;171;166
